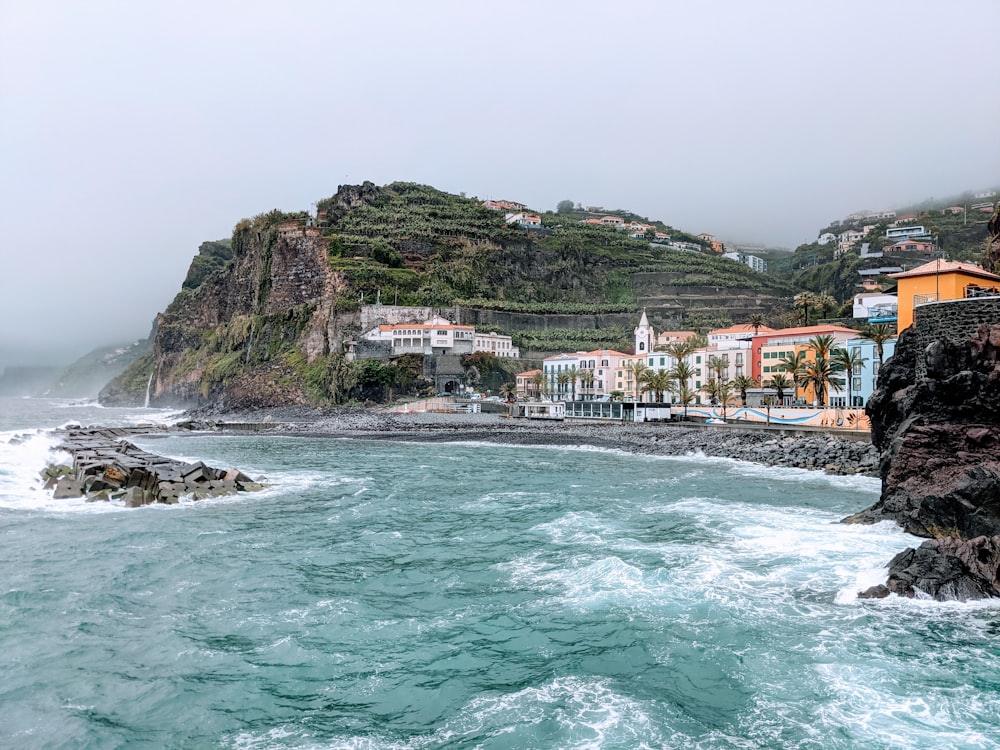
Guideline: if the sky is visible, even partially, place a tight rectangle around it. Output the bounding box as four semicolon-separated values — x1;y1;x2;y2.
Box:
1;0;998;367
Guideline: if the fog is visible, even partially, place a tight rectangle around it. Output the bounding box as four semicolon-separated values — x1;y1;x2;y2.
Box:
2;0;998;368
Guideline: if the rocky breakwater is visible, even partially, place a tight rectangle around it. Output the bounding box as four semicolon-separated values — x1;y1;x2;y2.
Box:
43;426;266;507
845;298;1000;601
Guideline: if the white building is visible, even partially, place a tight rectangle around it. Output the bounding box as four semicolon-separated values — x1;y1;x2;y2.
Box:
722;251;767;273
473;331;520;358
364;316;517;357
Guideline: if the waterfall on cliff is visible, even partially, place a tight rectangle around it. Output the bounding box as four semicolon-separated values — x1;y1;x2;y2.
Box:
144;373;153;408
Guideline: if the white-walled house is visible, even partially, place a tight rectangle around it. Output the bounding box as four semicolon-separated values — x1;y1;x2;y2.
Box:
852;293;898;323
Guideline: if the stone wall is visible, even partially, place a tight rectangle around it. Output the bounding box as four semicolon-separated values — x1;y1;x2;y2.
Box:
913;297;1000;378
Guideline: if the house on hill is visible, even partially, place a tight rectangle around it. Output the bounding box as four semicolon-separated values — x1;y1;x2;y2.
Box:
890;260;1000;330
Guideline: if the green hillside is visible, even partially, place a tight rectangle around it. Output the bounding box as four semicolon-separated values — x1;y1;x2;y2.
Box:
315;181;792;312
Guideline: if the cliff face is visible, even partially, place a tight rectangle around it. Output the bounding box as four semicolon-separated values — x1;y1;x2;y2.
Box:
846;298;1000;600
103;209;361;408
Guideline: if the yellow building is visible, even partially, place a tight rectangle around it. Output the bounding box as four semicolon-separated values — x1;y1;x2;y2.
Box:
890;260;1000;330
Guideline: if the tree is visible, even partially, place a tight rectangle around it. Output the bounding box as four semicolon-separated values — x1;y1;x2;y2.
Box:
859;322;895;365
566;365;580;401
626;360;651;400
556;371;570;399
707;355;728;383
556;200;575;214
717;380;735;420
646;369;674;402
793;291;819;326
779;350;808;402
814;292;838;320
579;368;595;399
832;347;867;407
802;356;844;407
767;373;791;405
499;382;516;402
732;375;758;407
669;360;696;418
530;371;545;399
748;312;765;335
700;378;721;405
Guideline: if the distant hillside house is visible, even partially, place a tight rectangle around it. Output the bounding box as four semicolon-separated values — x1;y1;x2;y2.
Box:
722;251;767;273
884;239;938;254
482;199;526;212
943;206;965;215
853;292;898;322
697;233;724;253
817;232;837;245
583;217;605;226
600;216;625;227
505;212;541;227
885;225;932;242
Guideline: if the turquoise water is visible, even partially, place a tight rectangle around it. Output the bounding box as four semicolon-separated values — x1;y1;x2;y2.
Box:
2;398;1000;748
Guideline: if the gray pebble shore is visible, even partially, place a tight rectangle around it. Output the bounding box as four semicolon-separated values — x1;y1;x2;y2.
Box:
193;407;880;476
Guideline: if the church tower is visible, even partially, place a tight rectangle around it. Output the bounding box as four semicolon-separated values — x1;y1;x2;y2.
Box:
634;309;654;356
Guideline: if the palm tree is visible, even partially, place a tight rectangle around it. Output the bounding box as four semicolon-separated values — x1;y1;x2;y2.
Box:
859;322;895;366
646;369;674;402
700;378;721;405
748;313;765;335
669;360;696;419
530;371;545;400
706;355;728;383
556;372;570;400
664;340;697;366
767;373;791;405
831;347;867;408
779;350;807;403
566;366;580;401
807;334;837;361
499;382;516;402
793;291;819;326
814;292;838;321
579;368;595;400
802;356;844;407
717;380;735;420
626;360;650;401
732;375;758;407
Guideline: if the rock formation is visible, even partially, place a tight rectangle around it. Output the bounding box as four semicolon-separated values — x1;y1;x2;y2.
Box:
846;299;1000;600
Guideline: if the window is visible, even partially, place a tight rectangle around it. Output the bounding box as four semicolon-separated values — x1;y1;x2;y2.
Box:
696;356;702;364
853;377;862;392
660;357;665;366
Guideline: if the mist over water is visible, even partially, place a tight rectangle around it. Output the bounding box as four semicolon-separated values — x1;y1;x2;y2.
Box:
3;398;1000;748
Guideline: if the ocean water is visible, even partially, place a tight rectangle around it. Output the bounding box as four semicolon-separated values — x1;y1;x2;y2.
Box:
2;397;1000;749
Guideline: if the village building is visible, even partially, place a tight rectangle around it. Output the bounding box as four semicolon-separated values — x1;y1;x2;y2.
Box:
890;260;1000;330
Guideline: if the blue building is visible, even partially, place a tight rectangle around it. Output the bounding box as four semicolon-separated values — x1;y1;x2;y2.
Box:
828;336;897;408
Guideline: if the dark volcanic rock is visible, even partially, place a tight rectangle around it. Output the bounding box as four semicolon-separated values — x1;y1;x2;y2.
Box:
844;322;1000;538
846;311;1000;600
859;536;1000;601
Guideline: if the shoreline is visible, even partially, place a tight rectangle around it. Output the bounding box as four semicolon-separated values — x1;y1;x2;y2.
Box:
186;407;880;476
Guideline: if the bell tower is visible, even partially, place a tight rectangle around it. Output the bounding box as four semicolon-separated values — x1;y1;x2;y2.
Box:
634;309;654;356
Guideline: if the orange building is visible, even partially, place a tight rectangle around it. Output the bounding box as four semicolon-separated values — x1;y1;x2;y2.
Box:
890;260;1000;330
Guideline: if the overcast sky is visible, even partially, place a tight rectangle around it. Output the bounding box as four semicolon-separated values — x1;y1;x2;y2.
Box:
2;0;998;367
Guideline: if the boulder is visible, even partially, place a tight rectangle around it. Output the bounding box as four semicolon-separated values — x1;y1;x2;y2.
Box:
859;536;1000;601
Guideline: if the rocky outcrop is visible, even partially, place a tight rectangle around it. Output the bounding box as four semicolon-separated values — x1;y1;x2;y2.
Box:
847;300;1000;600
46;426;266;506
858;536;1000;601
